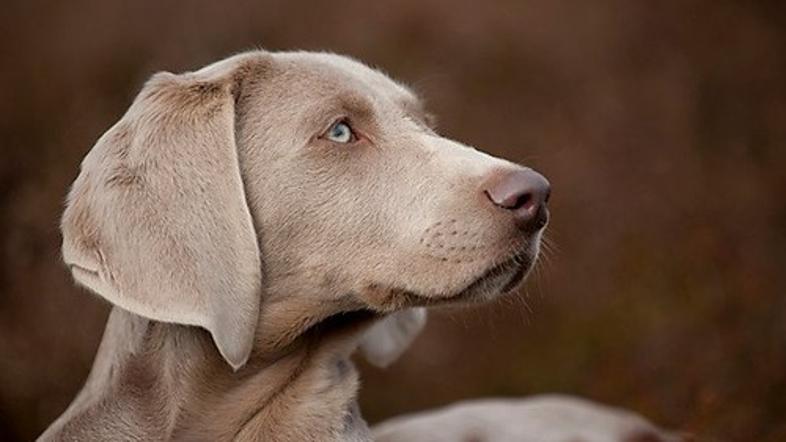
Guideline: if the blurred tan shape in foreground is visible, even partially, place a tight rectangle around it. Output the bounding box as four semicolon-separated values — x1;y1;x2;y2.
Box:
373;395;686;442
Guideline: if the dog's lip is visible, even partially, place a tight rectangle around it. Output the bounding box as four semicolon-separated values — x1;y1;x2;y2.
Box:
358;244;537;311
449;247;534;300
499;263;528;293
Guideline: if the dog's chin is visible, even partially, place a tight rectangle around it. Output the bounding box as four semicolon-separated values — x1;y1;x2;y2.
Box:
446;248;536;303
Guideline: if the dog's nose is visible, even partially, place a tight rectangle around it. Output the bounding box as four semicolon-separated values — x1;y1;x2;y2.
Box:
483;168;551;231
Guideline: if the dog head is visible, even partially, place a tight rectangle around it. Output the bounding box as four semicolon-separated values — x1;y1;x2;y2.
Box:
61;51;550;369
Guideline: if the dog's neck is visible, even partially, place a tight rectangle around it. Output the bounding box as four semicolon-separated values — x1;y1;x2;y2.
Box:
41;307;375;441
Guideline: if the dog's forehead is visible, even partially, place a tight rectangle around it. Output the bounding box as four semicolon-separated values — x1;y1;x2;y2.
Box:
275;51;420;106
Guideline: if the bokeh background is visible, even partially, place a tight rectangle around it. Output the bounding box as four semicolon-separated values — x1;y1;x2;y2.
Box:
1;1;784;440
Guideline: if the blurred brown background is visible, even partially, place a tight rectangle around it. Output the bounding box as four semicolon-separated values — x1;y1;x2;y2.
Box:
1;1;784;440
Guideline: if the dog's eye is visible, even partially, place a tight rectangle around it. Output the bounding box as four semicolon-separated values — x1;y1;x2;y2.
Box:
324;120;356;143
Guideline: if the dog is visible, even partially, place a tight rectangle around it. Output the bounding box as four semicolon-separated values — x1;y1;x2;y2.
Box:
40;49;551;441
372;395;684;442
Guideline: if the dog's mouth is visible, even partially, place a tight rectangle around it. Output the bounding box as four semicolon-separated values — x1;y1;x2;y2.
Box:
353;238;540;315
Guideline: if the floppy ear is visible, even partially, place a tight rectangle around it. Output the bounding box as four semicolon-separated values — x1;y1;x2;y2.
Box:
359;308;427;368
61;63;261;370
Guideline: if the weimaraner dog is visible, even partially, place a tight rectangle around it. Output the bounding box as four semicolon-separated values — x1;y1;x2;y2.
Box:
41;50;676;441
373;395;683;442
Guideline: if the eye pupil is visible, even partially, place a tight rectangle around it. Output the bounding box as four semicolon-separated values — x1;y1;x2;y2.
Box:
327;121;354;143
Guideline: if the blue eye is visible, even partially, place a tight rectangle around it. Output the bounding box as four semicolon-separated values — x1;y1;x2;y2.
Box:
325;121;355;143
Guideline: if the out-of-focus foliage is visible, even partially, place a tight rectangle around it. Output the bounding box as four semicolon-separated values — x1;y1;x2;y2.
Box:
1;1;784;440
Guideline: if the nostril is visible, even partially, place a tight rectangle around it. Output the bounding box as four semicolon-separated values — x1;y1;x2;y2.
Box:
511;192;533;211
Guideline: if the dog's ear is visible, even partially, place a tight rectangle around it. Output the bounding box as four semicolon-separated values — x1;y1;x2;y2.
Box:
61;56;265;370
359;308;427;368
